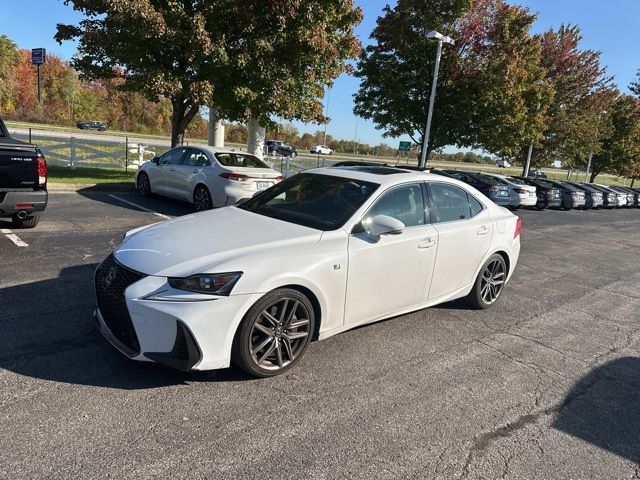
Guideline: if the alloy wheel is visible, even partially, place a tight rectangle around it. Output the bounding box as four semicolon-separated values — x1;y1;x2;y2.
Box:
248;297;311;371
194;186;211;211
137;173;150;196
480;258;506;305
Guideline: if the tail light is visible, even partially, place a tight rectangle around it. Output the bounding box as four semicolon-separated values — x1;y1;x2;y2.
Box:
570;191;579;196
488;186;499;192
514;188;528;194
275;175;284;182
37;152;47;186
219;172;249;182
514;217;522;239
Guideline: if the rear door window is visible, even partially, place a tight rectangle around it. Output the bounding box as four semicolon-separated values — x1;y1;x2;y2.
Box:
430;183;478;223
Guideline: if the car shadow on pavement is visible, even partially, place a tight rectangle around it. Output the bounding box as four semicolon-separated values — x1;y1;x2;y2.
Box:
553;357;640;464
0;263;252;389
76;186;194;218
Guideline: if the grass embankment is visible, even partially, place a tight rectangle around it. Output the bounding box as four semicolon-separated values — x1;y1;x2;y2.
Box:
48;166;136;186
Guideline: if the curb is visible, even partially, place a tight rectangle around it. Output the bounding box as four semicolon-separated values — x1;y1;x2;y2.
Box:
47;183;135;193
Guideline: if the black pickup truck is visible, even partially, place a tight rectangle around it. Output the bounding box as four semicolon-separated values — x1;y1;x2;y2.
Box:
0;118;48;228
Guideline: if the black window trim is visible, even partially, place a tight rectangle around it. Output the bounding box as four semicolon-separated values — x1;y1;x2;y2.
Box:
351;181;430;235
425;181;486;225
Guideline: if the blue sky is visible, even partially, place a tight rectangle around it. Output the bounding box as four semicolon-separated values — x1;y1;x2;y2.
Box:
1;0;639;147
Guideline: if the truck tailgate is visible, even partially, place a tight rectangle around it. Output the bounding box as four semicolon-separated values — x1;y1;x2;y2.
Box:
0;139;39;189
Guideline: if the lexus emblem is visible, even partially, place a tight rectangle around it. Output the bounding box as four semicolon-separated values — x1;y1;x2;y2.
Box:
103;267;117;289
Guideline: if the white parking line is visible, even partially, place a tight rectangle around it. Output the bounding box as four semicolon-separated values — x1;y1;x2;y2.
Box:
1;229;29;247
107;194;173;220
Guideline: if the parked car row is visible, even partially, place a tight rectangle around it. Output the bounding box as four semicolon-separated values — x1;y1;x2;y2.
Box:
442;169;639;210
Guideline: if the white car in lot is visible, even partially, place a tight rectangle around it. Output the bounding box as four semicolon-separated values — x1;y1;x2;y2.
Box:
486;173;537;208
135;146;283;211
310;144;333;155
96;166;521;377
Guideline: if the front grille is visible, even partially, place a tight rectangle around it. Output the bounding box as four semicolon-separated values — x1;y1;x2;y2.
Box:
95;253;146;354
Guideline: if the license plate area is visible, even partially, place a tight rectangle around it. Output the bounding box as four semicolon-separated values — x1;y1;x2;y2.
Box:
256;181;272;190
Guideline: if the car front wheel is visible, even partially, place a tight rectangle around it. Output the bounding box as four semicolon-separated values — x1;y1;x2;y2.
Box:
232;288;315;377
137;172;151;197
466;254;507;309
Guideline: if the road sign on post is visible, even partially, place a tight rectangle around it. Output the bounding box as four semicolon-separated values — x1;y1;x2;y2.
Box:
398;141;412;152
31;49;47;103
31;48;46;65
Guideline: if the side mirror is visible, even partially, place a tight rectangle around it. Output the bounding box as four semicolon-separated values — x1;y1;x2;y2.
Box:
364;215;405;237
152;156;160;165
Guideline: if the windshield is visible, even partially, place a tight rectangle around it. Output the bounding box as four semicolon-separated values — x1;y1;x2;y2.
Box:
238;173;380;230
215;153;269;168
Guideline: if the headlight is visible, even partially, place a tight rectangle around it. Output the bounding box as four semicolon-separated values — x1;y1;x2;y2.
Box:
168;272;243;296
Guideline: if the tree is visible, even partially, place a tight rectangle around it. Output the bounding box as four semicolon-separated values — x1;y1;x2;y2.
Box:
57;0;362;147
533;25;616;168
354;0;548;161
590;94;640;182
56;1;223;147
0;35;19;114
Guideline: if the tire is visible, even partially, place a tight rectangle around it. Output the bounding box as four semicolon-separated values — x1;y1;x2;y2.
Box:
11;213;41;229
466;253;507;310
193;184;212;212
136;172;151;197
232;288;315;378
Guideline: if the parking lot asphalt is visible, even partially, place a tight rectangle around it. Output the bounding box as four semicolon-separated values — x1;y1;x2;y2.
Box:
1;191;640;479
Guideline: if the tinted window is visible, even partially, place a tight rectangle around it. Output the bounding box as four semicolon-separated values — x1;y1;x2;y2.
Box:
430;183;473;223
216;153;268;168
471;173;502;186
364;184;425;228
238;173;379;230
161;148;187;165
183;149;210;167
469;195;483;217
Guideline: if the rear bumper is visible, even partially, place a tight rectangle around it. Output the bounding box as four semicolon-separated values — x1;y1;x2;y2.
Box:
0;189;48;217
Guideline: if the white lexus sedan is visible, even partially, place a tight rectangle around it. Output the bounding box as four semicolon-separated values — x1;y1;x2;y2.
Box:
96;166;521;377
135;146;283;211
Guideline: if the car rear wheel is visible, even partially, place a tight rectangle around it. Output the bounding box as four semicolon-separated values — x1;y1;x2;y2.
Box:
136;172;151;197
466;254;507;309
193;185;212;212
11;213;41;229
232;288;315;378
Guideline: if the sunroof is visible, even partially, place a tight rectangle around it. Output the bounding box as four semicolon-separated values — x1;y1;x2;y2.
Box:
335;166;409;175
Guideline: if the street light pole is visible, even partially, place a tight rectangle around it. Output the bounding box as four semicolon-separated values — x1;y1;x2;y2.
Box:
522;101;541;177
419;31;454;169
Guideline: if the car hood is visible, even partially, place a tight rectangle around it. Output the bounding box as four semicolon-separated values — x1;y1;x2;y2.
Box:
114;207;321;277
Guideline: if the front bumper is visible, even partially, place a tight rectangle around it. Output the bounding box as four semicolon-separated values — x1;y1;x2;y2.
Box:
0;189;48;217
95;272;263;371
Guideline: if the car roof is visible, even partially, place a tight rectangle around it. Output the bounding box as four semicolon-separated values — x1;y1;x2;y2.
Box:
189;145;258;156
306;166;472;189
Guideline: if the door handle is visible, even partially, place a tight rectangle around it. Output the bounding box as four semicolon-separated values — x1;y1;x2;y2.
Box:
169;167;175;172
477;225;490;235
192;169;201;174
418;238;437;249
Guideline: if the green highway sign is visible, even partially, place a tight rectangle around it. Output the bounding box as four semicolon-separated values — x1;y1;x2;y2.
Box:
398;141;412;152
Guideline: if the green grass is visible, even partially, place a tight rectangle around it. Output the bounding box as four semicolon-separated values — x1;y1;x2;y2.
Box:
48;166;136;185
